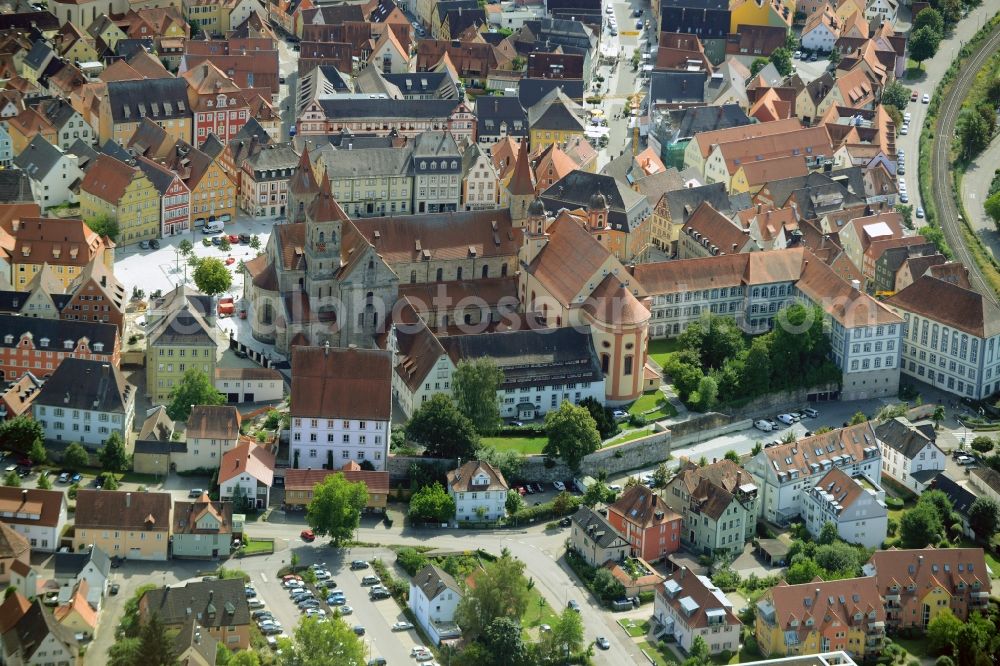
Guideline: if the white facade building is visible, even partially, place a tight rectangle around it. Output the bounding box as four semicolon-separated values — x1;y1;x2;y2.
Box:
0;488;68;552
446;460;508;524
214;367;285;403
13;135;83;209
874;417;946;493
886;275;1000;400
290;346;393;471
0;123;12;167
745;422;883;525
408;564;463;645
218;441;275;510
801;468;888;549
653;568;742;655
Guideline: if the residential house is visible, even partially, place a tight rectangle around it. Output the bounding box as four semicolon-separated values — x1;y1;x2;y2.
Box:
863;548;991;629
144;284;218;404
289;345;392;471
873;416;945;493
677;202;758;259
927;475;977;539
0;373;43;423
136;155;191;237
654;568;742;655
725;25;792;66
31;358;135;448
173;618;220;666
729;0;793;32
6;108;57;156
238;142;298;218
3;215;114;290
297;98;475;145
172;494;234;559
864;0;897;23
0;316;119;384
214;367;284;403
139;579;251;650
183;62;251;145
72;490;170;560
664;460;759;556
527;86;585;151
745;422;884;525
660;0;732;40
606;486;681;563
12;135;83;208
408;564;463;646
461;143;500;210
0;522;30;584
315;141;415;218
282;463;391;511
53;545;110;610
412;131;462;213
570;505;629;567
100;78;192;146
970;467;1000;505
79;154;160;246
52;581;97;637
474;94;528;145
801;467;888;549
447;460;508;524
0;600;80;666
132;407;181;476
755;577;885;659
682;117;801;176
218;441;274;510
701;126;833;191
801;6;840;52
174;405;241;472
26;99;92;152
60;259;127;333
164;139;237;227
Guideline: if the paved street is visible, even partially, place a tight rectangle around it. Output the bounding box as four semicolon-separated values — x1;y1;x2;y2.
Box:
959;133;1000;259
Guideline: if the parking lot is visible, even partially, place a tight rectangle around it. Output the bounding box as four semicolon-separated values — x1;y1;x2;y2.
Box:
246;543;428;664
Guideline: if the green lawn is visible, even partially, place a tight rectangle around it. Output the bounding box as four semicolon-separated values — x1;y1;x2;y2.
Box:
521;588;560;639
606;426;655;446
628;391;677;421
894;636;930;661
619;618;649;637
638;640;678;666
241;537;274;555
648;338;681;368
481;436;548;454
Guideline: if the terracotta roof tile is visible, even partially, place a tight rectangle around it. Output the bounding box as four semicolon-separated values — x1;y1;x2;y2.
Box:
218;441;275;485
886;275;1000;338
74;489;170;531
186;405;240;440
290;346;392;420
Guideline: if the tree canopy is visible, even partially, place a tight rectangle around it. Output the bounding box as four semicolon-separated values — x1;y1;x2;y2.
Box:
909;26;941;67
881;80;911;109
900;501;943;548
99;432;131;472
0;416;42;451
454;549;531;639
278;616;365;666
306;472;368;545
968;497;1000;543
166;369;226;421
913;7;944;36
62;442;90;470
408;482;456;524
405;393;480;459
543;401;600;471
452;358;504;435
192;257;232;296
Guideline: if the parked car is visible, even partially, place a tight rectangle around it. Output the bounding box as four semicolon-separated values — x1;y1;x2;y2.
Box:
350;560;369;570
58;472;70;483
392;621;414;631
361;575;381;586
353;626;366;636
776;413;795;425
149;239;160;250
612;409;628;419
793;50;801;59
251;610;273;621
957;455;977;465
911;90;919;102
138;240;150;250
248;599;265;609
916;207;925;218
802;407;818;418
568;600;580;612
339;606;354;615
923;93;930;103
900;192;909;203
754;419;773;432
559;516;572;527
189;489;204;498
596;636;610;650
300;529;315;542
109;583;120;595
553;481;566;492
297;599;321;610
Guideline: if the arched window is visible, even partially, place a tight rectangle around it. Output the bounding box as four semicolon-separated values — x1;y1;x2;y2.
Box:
600;353;610;373
410;270;417;284
318;231;325;243
482;265;489;278
456;267;463;280
624;355;633;376
436;268;443;281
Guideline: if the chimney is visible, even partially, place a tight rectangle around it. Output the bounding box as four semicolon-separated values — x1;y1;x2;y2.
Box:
21;489;27;502
851;279;860;291
324;341;330;356
126;492;131;507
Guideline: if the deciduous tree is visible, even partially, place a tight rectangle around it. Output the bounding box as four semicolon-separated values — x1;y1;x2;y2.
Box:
405;393;479;459
99;432;131;472
166;369;225;421
968;497;1000;542
0;416;42;451
454;549;531;639
452;359;504;435
192;257;232;296
408;482;456;523
543;402;600;472
306;472;368;545
86;215;120;242
913;8;944;36
817;521;839;545
960;109;992;161
278;616;365;666
769;47;793;77
28;438;47;465
900;501;943;548
985;192;1000;228
909;26;941;68
63;442;90;470
927;608;962;654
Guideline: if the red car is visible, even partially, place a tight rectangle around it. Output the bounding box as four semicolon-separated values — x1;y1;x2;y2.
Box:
910;90;918;102
300;529;315;542
228;234;240;244
517;486;527;496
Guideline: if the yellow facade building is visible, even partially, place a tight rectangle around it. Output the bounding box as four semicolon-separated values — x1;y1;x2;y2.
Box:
527;88;586;152
729;0;795;32
80;154;160;246
145;284;218;404
72;489;171;561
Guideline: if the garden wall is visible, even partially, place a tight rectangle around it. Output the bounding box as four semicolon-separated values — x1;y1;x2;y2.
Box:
387;413;754;482
724;383;840;418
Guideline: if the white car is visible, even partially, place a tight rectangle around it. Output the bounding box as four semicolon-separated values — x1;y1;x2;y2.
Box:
553;481;566;492
305;609;327;619
956;455;976;465
923;93;930;103
776;413;795;425
392;621;414;631
412;647;432;659
414;653;434;663
754;419;773;432
900;124;908;135
903;112;911;123
802;408;818;418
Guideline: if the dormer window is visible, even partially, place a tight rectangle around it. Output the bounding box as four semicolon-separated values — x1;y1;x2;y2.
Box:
39;337;48;347
64;340;75;349
207;100;214;108
3;334;12;344
93;342;104;352
430;161;437;170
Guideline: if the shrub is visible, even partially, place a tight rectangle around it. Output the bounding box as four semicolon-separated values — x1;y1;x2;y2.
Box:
885;496;905;510
711;568;740;592
638;590;655;604
395;547;429;576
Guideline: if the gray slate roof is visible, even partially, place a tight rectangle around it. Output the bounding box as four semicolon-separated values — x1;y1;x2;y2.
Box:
383;72;457;99
0;314;118;351
540;169;647;232
1;601;77;662
874;417;936;460
141;578;250;629
0;169;33;202
668;104;752;141
317;98;460;120
53;545;111;579
413;563;461;602
34;357;133;414
649;70;708;106
105;78;189;124
322;145;412;178
571;505;629;550
475;95;528;138
13;134;63;180
518;78;584;108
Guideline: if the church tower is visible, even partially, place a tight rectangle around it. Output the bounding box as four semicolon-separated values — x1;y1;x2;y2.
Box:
588;192;609;231
304;176;349;316
287;145;321;224
506;142;536;226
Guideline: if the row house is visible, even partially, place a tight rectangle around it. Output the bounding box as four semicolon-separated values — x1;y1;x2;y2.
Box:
168;138;238;226
140;578;252;650
1;215;114;290
746;421;883;526
0;487;68;552
73;489;170;560
0;261;125;334
239;142;299;219
99;78;192;147
182;62;251;145
182;40;280;102
801;467;888;549
283;464;391;511
297;98;475;145
0;314;119;382
136;155;191;237
80;153;160;246
289;345;392;471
